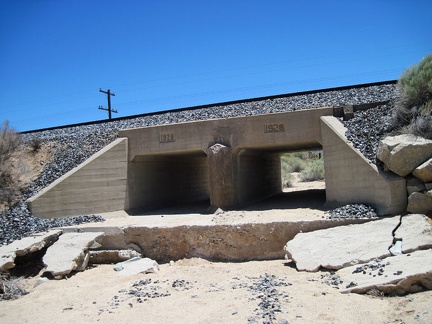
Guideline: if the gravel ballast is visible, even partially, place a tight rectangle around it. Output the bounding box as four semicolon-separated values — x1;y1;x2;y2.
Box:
1;82;398;245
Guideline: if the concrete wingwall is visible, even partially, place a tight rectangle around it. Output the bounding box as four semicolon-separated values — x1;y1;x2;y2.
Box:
320;116;407;215
27;138;128;218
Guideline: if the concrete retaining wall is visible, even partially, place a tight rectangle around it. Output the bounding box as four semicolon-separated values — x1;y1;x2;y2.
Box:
27;138;128;218
320;116;407;215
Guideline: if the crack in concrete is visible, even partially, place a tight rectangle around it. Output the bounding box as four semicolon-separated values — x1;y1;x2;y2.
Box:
388;215;403;255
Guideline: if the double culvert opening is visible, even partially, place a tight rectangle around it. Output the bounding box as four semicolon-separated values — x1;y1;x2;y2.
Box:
128;148;326;215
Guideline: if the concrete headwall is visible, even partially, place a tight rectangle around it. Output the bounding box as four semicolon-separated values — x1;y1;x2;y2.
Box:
320;116;407;215
120;108;333;212
27;138;128;218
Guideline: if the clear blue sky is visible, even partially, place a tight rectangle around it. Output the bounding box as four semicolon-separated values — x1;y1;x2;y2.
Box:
1;1;431;131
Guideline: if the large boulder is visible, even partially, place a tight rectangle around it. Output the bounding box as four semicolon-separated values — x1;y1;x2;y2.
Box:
407;192;432;214
377;134;432;177
406;176;426;195
413;158;432;182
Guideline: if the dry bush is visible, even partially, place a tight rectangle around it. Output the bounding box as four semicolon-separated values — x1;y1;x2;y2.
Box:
0;276;28;300
0;121;21;164
392;54;432;138
0;121;22;207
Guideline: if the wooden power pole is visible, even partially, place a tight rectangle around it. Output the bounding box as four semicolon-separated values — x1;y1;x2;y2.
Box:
98;88;118;120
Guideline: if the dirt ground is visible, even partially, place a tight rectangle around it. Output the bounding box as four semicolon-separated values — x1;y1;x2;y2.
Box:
1;177;431;323
1;259;431;324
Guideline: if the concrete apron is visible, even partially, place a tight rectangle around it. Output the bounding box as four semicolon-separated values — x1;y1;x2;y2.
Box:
62;210;374;263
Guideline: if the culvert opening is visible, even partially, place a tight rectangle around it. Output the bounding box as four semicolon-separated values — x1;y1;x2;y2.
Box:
279;149;326;209
281;150;325;191
127;151;211;215
240;149;326;211
126;147;326;215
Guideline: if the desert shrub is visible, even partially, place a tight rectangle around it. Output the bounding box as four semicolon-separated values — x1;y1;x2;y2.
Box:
0;121;21;165
299;159;325;182
282;173;293;189
281;154;306;173
393;54;432;138
0;121;21;206
292;151;309;160
29;138;42;152
0;276;28;300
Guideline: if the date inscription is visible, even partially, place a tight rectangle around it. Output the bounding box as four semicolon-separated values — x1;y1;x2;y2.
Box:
264;124;285;133
159;133;175;143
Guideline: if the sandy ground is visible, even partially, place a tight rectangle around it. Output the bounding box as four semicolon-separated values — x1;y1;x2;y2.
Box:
1;178;431;323
1;260;431;324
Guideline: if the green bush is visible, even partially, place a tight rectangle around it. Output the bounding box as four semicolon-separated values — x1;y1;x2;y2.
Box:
281;155;306;173
393;54;432;138
299;159;325;182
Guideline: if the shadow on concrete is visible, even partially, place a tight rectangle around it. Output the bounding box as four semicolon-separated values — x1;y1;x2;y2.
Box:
138;188;327;215
244;189;327;211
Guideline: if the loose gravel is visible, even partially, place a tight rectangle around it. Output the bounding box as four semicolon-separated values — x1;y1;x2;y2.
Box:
102;274;291;323
342;103;397;163
1;83;398;245
326;204;378;220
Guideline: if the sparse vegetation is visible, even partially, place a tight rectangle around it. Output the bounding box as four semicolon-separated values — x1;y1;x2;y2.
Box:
30;138;42;152
281;151;324;188
392;54;432;139
299;159;325;182
0;276;28;300
0;121;21;164
0;121;21;207
281;155;306;173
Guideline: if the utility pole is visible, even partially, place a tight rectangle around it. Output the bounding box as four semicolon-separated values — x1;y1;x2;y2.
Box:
98;88;118;120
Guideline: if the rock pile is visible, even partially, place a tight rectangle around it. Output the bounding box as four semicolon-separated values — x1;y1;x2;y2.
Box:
326;204;378;220
377;134;432;215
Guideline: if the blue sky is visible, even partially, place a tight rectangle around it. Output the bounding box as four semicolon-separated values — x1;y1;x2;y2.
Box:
1;1;431;131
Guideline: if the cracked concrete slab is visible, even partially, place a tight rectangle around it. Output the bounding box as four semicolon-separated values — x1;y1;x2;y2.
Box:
43;232;104;279
393;214;432;252
285;214;432;273
284;216;401;272
0;230;61;272
337;249;432;295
